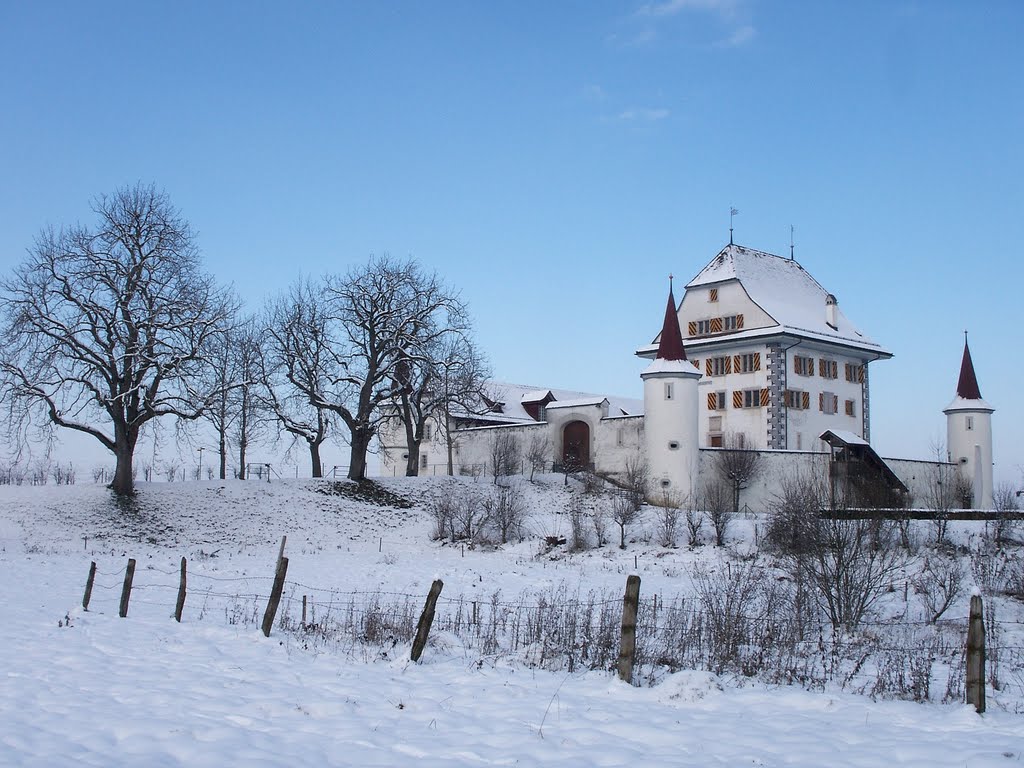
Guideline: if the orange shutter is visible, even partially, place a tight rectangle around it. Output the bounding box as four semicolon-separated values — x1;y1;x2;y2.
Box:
753;352;761;370
858;366;865;383
709;288;718;302
707;392;717;410
801;392;810;409
691;359;699;374
688;321;697;337
833;394;839;413
710;317;723;333
736;314;744;329
819;393;824;412
818;359;825;377
733;354;741;372
706;359;713;376
732;390;743;409
725;356;733;374
793;357;799;374
808;358;815;377
760;388;769;406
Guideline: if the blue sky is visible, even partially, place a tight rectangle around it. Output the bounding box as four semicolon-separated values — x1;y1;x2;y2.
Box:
1;1;1021;484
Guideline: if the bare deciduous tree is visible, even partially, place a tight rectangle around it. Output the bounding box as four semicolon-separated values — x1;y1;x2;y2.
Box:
261;279;335;477
656;491;681;548
393;324;488;477
0;184;234;496
612;492;640;549
991;483;1021;546
622;455;650;511
912;555;964;624
525;431;551;482
484;482;528;544
702;478;733;547
713;433;762;515
770;472;908;630
489;430;521;484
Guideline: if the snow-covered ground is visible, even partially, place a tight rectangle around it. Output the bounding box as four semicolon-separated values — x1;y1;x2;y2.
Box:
1;476;1022;766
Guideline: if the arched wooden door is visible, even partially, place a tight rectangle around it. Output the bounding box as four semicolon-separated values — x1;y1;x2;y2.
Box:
562;421;590;470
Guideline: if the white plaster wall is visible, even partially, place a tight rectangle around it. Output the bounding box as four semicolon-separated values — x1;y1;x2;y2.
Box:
945;409;994;509
779;347;866;450
643;371;700;499
679;280;775;333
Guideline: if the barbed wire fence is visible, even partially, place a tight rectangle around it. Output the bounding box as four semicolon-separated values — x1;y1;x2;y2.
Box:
71;544;1024;713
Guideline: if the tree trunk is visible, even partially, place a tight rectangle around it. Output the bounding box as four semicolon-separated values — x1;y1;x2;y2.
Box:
406;440;421;477
238;438;247;480
219;432;227;480
309;442;323;478
348;429;371;481
445;410;454;477
112;446;135;496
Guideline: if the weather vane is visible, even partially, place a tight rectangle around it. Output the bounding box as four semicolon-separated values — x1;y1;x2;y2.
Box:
729;207;739;245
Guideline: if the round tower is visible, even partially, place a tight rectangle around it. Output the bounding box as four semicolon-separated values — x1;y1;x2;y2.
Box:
642;279;701;503
943;334;994;509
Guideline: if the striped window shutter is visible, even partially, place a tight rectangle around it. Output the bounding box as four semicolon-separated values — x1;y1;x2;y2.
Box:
725;356;733;374
733;354;742;372
711;317;723;333
753;352;761;371
760;388;769;406
736;314;744;329
818;359;825;377
832;394;839;413
688;321;697;337
691;359;700;374
801;392;810;409
793;357;799;374
706;359;713;376
819;393;824;412
808;358;815;377
858;366;865;383
707;392;717;410
732;390;743;409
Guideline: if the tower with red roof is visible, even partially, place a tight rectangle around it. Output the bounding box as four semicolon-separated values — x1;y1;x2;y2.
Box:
641;279;702;501
943;335;994;509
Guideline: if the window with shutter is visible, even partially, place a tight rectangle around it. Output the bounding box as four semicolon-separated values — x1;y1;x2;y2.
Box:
709;288;718;302
688;321;697;337
819;359;837;379
845;399;855;416
732;390;743;408
707;392;717;410
710;317;723;333
794;356;814;376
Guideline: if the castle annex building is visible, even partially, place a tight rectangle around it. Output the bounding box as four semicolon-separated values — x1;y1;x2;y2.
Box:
378;243;995;510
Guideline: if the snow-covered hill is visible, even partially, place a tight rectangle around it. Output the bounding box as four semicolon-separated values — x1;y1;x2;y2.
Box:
1;476;1022;766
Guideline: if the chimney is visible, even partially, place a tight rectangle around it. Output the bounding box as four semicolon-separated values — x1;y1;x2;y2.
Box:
825;294;838;330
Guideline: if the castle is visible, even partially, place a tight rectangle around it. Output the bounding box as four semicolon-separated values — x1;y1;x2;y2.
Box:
378;243;995;510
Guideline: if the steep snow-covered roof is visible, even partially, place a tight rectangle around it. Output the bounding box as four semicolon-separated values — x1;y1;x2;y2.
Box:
684;244;890;356
454;381;643;424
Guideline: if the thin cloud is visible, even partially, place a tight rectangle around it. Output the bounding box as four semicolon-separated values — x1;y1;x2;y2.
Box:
617;107;670;122
638;0;736;18
717;24;755;47
582;84;608;101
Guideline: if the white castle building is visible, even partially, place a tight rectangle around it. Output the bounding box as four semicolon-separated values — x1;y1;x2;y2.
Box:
378;243;995;510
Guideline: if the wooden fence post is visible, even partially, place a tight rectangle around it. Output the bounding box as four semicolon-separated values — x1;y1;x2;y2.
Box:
966;593;986;714
411;579;444;662
82;561;97;611
618;574;641;684
119;558;136;618
174;557;187;622
261;555;289;637
302;595;307;628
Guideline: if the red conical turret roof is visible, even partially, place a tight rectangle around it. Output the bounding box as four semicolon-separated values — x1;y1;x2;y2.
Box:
656;281;686;361
956;335;982;400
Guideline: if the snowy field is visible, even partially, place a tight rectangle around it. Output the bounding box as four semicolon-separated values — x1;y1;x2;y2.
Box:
1;476;1022;766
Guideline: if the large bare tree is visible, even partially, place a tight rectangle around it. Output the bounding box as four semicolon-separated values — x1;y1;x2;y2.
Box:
261;279;336;477
393;331;488;477
0;184;234;496
323;257;471;481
